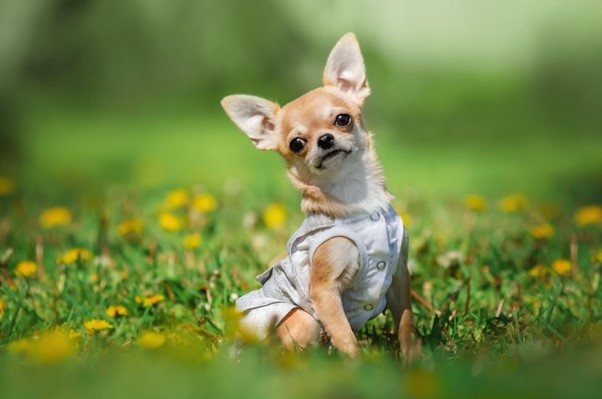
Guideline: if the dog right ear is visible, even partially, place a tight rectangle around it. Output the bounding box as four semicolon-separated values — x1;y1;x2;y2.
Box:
221;95;280;151
323;33;370;103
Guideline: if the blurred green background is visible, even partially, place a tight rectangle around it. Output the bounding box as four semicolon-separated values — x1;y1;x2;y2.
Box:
1;0;601;202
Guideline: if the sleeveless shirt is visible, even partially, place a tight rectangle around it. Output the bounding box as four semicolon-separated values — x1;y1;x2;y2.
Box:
236;204;407;340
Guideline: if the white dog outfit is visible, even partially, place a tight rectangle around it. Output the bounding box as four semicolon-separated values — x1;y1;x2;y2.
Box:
236;205;407;339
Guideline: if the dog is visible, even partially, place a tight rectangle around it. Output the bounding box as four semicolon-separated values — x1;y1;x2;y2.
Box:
221;33;420;359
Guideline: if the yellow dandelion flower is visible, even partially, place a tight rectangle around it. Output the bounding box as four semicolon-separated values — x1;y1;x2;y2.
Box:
158;212;182;232
465;194;487;212
137;332;166;349
84;319;113;333
165;189;190;209
499;194;528;213
105;305;128;317
0;298;6;320
222;306;255;342
192;194;218;213
28;331;77;364
136;294;165;307
68;329;82;340
183;232;202;249
117;219;143;237
15;260;37;278
529;223;554;239
396;209;411;227
39;207;72;228
8;338;31;354
529;264;548;278
57;248;93;265
551;259;572;275
574;205;602;226
263;203;287;229
0;176;15;196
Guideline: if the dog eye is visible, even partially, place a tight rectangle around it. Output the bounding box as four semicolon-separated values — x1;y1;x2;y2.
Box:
334;114;352;127
289;137;306;153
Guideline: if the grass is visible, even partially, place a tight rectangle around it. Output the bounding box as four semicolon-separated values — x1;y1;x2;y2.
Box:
0;104;601;398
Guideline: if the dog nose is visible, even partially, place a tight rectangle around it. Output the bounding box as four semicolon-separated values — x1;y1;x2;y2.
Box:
317;133;335;150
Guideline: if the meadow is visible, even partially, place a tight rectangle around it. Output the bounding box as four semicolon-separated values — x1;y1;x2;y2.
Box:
0;100;601;398
1;2;602;397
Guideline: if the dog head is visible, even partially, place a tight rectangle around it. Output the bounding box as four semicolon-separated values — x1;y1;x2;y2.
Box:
221;33;372;183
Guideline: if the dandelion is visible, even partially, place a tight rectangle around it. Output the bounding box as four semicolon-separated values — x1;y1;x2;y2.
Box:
57;248;93;265
162;331;182;346
117;219;143;237
498;194;528;213
263;203;287;229
39;207;72;228
137;332;166;349
136;294;165;307
8;338;31;354
529;223;554;239
574;205;602;226
158;212;182;232
192;193;218;212
84;319;113;334
528;264;548;278
0;176;15;196
465;194;487;212
0;298;6;320
396;209;411;227
28;331;77;364
223;306;257;343
106;305;128;317
165;189;190;209
551;259;571;276
183;232;202;249
68;329;82;340
9;329;78;363
15;260;37;278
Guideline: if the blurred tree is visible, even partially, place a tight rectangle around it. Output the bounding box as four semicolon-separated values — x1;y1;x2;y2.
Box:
12;0;310;104
0;0;313;161
0;0;52;164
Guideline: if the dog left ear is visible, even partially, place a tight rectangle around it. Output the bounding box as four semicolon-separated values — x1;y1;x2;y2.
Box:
323;33;371;102
221;95;280;151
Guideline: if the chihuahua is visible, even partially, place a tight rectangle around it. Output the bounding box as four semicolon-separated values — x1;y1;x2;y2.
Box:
222;33;420;359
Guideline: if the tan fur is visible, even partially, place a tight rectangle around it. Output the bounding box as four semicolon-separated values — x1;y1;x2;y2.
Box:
310;237;361;356
386;232;422;361
222;33;420;360
276;308;320;350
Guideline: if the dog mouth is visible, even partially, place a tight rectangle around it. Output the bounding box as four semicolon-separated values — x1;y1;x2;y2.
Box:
316;149;351;169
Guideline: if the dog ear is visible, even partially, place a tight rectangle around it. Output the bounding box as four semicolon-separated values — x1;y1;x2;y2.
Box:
323;33;370;102
221;95;280;151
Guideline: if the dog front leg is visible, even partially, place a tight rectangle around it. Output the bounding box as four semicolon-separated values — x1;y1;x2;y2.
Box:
310;237;361;357
387;232;421;362
387;276;420;362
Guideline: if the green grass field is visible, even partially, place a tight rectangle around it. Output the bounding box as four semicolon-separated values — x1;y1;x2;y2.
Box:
1;103;601;398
